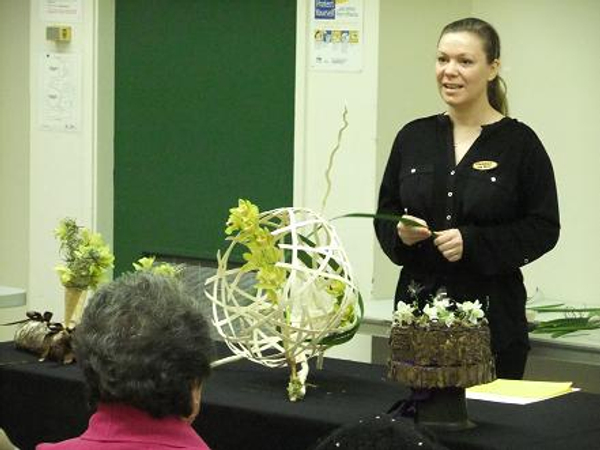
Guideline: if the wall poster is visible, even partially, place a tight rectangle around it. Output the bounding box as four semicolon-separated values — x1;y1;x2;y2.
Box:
39;52;82;132
41;0;82;23
310;0;364;72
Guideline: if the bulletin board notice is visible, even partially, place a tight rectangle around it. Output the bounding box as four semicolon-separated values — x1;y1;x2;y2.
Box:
310;0;363;72
38;52;81;132
41;0;82;23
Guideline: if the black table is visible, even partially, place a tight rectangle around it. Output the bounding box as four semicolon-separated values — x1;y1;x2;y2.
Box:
1;342;599;450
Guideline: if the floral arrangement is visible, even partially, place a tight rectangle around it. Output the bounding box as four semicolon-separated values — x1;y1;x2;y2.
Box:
54;218;114;290
225;200;287;303
528;303;600;338
393;284;487;328
224;199;358;330
132;256;183;278
524;289;600;338
207;199;362;401
531;310;600;338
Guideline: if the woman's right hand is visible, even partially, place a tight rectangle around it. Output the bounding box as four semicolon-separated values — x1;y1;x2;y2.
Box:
397;215;431;246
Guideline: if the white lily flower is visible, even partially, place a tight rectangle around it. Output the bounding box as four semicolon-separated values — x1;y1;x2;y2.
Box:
434;298;451;319
422;303;438;321
394;301;415;326
442;311;456;327
457;300;484;325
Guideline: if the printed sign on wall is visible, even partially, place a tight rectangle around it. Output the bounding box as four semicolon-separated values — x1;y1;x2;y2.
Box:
41;0;82;23
39;52;81;132
310;0;363;72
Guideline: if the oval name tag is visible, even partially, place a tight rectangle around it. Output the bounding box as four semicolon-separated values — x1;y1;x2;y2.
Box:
472;160;498;171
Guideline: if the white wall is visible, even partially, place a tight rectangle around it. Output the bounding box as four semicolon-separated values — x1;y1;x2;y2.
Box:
0;0;114;329
0;0;30;340
0;0;30;288
373;0;471;300
295;0;381;361
2;0;598;351
295;0;379;294
300;0;600;361
471;0;600;305
27;0;114;318
372;0;600;308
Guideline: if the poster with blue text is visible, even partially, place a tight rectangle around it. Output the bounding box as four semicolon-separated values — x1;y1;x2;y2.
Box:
310;0;363;72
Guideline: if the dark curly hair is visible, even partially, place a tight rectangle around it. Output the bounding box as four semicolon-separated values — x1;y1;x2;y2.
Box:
73;271;214;418
310;415;447;450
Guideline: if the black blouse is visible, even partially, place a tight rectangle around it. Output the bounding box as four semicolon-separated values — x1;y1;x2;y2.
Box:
374;114;560;351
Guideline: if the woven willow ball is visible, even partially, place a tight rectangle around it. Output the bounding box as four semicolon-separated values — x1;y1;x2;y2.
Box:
206;207;361;369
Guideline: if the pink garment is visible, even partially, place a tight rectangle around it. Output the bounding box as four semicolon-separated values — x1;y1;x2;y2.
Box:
36;403;211;450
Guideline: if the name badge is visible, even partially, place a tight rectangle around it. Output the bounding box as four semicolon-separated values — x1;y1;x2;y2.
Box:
472;160;498;171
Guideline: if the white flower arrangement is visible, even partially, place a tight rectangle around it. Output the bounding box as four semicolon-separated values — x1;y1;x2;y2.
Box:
393;287;486;328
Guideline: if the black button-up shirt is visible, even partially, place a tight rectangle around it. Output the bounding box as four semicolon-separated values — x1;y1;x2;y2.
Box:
374;114;560;351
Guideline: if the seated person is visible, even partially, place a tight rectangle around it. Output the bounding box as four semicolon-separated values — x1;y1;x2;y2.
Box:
37;271;214;449
310;414;446;450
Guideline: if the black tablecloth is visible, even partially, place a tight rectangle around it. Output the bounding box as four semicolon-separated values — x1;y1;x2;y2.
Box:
1;342;599;450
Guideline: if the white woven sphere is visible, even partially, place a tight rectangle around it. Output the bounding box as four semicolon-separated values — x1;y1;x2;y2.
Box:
206;207;361;368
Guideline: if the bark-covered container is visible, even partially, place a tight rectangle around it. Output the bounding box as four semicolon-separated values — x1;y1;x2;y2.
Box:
388;323;495;389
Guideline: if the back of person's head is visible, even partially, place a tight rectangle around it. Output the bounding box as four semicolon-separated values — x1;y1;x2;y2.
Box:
311;415;447;450
439;17;508;115
74;271;214;419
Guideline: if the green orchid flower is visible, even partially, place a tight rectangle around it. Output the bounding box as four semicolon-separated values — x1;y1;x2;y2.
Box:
327;279;345;299
225;199;260;242
132;255;182;278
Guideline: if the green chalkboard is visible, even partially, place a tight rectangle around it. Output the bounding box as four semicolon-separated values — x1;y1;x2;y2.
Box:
114;1;296;274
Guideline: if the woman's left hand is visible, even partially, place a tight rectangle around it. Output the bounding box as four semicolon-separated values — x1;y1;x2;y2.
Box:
434;229;463;262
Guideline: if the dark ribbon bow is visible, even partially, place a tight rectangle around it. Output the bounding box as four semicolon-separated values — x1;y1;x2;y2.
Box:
1;310;51;326
47;322;67;334
27;310;53;322
1;311;68;332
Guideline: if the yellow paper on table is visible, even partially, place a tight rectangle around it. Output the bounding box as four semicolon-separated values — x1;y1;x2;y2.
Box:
467;379;575;404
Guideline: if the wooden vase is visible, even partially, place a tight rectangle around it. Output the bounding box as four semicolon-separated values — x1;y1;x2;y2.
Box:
64;287;87;328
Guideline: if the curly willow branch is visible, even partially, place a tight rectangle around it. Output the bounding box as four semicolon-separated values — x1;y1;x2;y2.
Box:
320;106;349;214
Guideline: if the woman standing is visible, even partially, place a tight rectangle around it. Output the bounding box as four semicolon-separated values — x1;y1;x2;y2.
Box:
375;17;559;379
